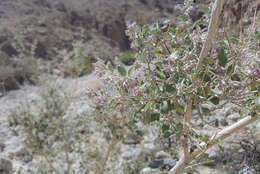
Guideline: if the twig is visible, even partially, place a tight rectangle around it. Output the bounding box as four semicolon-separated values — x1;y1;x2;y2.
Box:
191;116;258;160
196;0;225;72
41;151;60;174
97;138;119;174
186;159;215;169
163;41;171;54
169;0;225;173
225;8;258;80
25;117;60;174
170;98;193;174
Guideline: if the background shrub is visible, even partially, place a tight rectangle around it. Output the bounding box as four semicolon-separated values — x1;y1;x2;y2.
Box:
59;41;96;78
119;50;136;66
0;57;38;94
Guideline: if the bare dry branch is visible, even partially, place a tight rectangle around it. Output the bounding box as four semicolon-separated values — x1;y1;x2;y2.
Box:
196;0;225;72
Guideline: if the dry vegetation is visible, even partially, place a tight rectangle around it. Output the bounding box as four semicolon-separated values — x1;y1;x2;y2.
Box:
0;57;38;94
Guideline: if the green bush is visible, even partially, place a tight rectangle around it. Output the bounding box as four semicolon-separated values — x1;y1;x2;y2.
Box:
91;1;259;172
119;50;136;65
63;41;95;77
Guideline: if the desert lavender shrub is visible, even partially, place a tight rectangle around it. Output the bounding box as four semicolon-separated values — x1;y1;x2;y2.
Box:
89;0;259;173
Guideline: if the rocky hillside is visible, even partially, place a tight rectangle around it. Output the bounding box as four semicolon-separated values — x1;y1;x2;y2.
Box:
0;0;258;61
0;0;185;62
0;0;258;93
0;0;189;93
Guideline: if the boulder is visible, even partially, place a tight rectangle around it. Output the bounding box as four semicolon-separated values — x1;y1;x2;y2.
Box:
0;158;13;174
155;151;171;159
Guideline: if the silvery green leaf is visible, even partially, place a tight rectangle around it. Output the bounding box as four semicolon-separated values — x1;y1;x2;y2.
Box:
118;66;126;76
211;88;223;95
256;121;260;130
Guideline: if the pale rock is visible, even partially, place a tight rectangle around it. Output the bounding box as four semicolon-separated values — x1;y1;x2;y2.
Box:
163;158;176;168
148;158;176;169
220;118;229;126
0;158;13;173
141;167;153;174
0;142;5;152
207;150;218;160
143;143;158;152
149;159;164;168
227;113;240;121
122;148;142;159
238;167;254;174
155;151;171;159
13;147;29;157
141;167;160;174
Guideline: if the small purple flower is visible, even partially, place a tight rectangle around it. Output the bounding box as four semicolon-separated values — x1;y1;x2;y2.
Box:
248;27;255;32
151;35;156;41
196;42;202;50
252;69;260;77
180;96;187;104
133;89;138;95
96;96;105;107
172;138;177;144
127;22;136;29
140;70;148;77
133;88;140;96
216;45;222;53
218;70;226;76
187;6;195;13
163;64;169;69
218;28;224;33
120;108;125;113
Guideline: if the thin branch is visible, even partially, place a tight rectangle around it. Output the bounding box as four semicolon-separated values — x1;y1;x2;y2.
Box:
195;97;216;127
61;125;72;174
26;119;60;174
184;99;192;160
223;28;235;54
163;41;171;54
170;0;228;173
97;138;119;174
170;99;193;174
196;0;225;72
41;151;60;174
191;116;258;160
225;8;258;80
